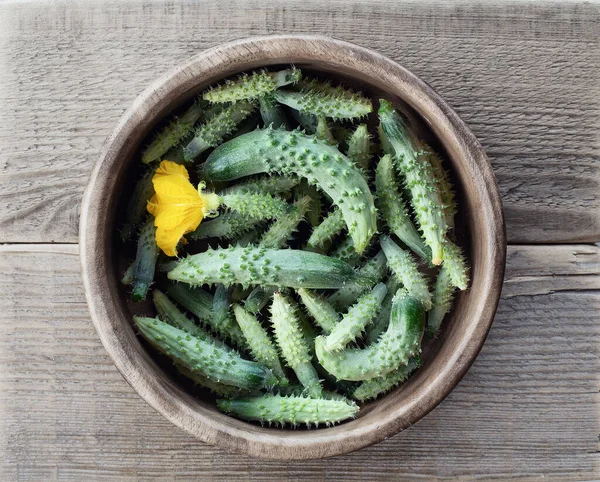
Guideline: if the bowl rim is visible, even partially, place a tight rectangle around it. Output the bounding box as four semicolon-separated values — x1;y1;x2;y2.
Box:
80;34;506;459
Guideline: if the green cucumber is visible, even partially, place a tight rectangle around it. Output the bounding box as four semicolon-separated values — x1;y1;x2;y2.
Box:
188;212;266;241
315;290;425;381
307;208;345;250
346;124;371;170
315;115;336;145
131;219;159;301
221;175;299;197
134;316;278;390
297;288;341;334
259;196;311;249
427;149;457;230
330;236;361;267
168;245;357;289
353;357;421;402
219;191;288;220
203;128;377;253
121;170;155;242
259;94;289;129
175;363;246;398
364;276;401;344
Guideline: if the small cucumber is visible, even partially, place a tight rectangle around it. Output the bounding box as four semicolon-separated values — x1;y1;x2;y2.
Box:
427;149;457;230
346;124;372;170
315;115;336;145
322;282;388;352
219;191;288;220
375;154;430;261
293;179;322;227
243;286;277;314
168;245;357;290
131;219;159;301
217;394;358;426
134;316;278;390
188;212;266;241
203;68;302;103
271;293;322;397
232;304;288;384
379;100;446;265
203;128;377;253
175;363;246;398
307;208;345;250
259;195;312;249
315;290;425;381
259;94;289;129
297;288;341;334
121;170;155;242
353;357;421;402
364;276;401;344
330;236;361;267
380;236;432;310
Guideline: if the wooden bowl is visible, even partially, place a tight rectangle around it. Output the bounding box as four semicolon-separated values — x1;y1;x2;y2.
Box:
80;35;506;459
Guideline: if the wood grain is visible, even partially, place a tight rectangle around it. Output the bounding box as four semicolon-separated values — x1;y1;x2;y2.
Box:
0;244;598;480
0;0;599;243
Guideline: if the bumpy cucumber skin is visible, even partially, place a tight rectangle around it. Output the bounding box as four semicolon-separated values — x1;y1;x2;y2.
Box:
168;245;357;290
379;100;446;265
330;236;361;267
212;284;238;344
271;293;322;397
141;101;205;164
259;95;289;129
244;286;277;314
274;87;372;121
217;394;358;426
121;170;155;242
347;124;372;170
131;219;159;301
323;282;388;352
315;291;425;381
175;363;245;398
221;175;300;197
327;250;388;310
232;304;288;383
183;100;255;161
203;68;301;103
315;115;336;145
134;316;278;390
297;288;341;334
220;191;288;220
364;276;401;344
427;150;457;230
307;208;345;250
188;212;265;241
259;196;311;249
442;240;469;290
294;179;322;227
375;154;430;261
353;357;421;402
380;236;432;310
165;282;247;348
202;128;377;253
152;289;228;348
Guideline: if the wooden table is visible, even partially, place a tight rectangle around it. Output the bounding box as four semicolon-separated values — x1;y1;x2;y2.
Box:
1;1;599;480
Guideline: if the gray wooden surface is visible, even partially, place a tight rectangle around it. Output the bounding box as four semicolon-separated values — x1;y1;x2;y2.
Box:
0;0;599;480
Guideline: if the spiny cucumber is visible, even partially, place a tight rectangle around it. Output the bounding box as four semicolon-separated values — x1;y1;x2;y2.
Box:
175;363;245;398
442;240;469;290
364;276;401;344
297;288;341;334
327;250;388;309
203;68;301;103
271;293;322;397
232;304;288;383
212;284;238;345
307;208;345;249
203;128;377;253
353;357;421;402
347;124;372;170
322;282;388;352
188;212;266;241
134;316;278;390
131;219;159;301
379;99;446;265
183;100;256;161
259;196;311;249
121;170;155;241
316;115;336;145
293;179;322;227
169;245;357;290
427;149;457;230
375;154;430;261
259;94;289;129
219;191;288;220
165;282;246;348
221;175;299;197
244;286;277;314
217;394;358;426
315;290;425;381
380;236;432;310
330;236;361;267
275;83;372;120
141;100;205;164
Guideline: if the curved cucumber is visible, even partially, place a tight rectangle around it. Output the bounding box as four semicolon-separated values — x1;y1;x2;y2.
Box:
378;100;446;265
134;316;278;390
217;394;358;426
202;128;377;253
297;288;341;334
307;207;345;249
353;357;421;402
380;236;432;310
322;282;387;352
271;293;322;397
232;304;288;384
375;154;430;261
168;245;357;289
315;290;425;381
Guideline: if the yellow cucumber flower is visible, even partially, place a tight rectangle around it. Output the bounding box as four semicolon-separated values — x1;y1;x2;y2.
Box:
147;160;220;256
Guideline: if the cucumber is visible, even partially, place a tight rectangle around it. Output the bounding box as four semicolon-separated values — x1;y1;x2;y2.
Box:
353;357;421;402
297;288;341;334
134;316;278;390
131;219;159;301
346;124;372;170
307;208;345;250
315;290;425;381
364;276;401;344
315;115;336;145
259;94;289;129
203;128;377;253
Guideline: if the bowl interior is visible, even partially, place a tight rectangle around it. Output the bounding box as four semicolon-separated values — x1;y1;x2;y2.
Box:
83;36;505;459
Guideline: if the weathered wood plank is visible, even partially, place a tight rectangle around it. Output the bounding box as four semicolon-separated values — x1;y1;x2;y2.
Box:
0;1;599;243
0;244;598;480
